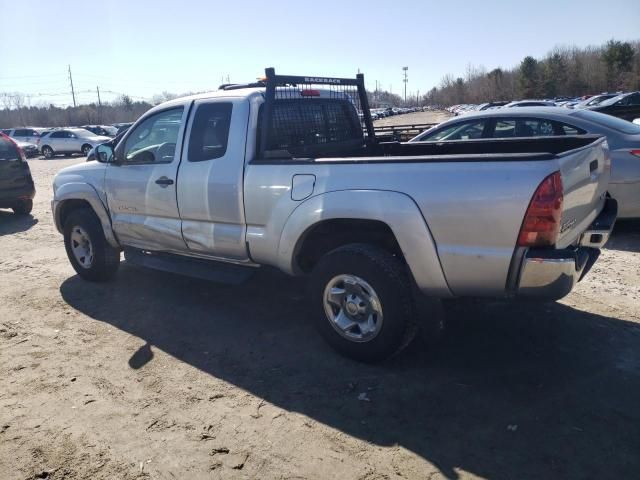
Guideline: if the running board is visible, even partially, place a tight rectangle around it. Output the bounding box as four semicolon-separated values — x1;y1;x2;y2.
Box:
123;248;256;285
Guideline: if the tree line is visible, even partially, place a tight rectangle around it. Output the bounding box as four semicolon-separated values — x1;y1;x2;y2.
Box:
1;38;638;128
423;39;640;107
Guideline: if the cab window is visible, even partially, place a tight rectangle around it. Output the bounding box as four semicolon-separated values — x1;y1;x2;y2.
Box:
188;103;232;162
122;108;183;164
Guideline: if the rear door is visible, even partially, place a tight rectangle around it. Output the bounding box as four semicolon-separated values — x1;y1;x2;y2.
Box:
23;129;40;144
177;97;250;260
0;136;27;191
105;106;188;251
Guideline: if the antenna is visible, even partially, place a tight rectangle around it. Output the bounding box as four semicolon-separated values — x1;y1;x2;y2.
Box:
402;66;408;104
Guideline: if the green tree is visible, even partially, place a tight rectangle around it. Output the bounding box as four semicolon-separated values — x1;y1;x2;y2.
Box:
518;56;539;98
543;53;568;97
602;40;635;89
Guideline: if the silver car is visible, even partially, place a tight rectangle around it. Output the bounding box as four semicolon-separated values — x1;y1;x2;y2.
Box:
39;128;111;158
411;107;640;218
1;127;46;145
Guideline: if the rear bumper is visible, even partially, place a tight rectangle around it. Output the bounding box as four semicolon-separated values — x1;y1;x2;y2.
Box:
516;197;617;300
0;183;36;207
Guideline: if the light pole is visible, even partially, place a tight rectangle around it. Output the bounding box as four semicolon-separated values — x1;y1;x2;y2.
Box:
402;66;408;105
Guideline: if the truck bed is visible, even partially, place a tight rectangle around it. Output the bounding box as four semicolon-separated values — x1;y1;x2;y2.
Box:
256;135;602;164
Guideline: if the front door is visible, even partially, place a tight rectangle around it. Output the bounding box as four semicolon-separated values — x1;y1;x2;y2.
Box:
46;131;70;153
105;106;188;252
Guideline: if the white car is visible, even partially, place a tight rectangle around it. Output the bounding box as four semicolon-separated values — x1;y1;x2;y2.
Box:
1;127;47;145
39;128;111;158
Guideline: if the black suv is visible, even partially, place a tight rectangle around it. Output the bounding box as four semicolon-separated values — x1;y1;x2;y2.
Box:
0;133;35;215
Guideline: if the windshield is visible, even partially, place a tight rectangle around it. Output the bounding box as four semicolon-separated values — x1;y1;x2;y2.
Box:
573;110;640;134
72;128;98;137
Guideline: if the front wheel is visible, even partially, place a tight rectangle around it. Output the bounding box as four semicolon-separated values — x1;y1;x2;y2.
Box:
41;146;54;159
63;209;120;281
81;144;92;156
310;244;418;362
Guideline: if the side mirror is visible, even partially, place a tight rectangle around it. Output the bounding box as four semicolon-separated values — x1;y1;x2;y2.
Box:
96;143;114;163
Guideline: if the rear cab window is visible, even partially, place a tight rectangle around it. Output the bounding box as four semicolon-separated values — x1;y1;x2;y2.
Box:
262;98;363;157
187;103;232;162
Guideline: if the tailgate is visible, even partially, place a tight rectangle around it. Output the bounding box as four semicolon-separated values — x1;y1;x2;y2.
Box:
556;137;611;248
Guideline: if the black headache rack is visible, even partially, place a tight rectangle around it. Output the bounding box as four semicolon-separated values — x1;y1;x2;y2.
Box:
248;67;376;159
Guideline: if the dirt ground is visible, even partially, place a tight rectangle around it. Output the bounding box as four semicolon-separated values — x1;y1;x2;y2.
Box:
1;131;640;479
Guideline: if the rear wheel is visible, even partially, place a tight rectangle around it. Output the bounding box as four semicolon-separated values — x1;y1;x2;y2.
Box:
310;243;418;362
81;144;92;156
12;199;33;215
63;209;120;281
42;146;54;159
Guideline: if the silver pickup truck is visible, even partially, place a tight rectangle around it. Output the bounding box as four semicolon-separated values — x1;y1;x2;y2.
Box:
52;69;617;361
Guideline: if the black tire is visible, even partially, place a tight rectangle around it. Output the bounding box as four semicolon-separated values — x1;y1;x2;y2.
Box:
310;243;418;362
42;146;54;159
12;199;33;215
63;208;120;282
81;144;92;156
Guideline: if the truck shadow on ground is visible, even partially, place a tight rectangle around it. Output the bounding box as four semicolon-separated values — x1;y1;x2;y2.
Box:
606;219;640;253
60;261;640;480
0;211;38;235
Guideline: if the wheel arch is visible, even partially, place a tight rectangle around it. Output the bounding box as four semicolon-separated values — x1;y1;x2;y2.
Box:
54;183;120;248
278;190;452;297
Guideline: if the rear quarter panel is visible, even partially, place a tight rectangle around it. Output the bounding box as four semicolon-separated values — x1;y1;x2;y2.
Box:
244;158;559;296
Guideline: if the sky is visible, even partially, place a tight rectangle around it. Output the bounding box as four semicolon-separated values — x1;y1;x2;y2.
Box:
0;0;639;107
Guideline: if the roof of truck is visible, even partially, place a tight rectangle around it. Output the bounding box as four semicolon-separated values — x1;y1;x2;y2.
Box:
150;86;351;112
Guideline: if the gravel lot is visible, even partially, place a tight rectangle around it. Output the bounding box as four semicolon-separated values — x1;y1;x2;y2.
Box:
1;123;639;479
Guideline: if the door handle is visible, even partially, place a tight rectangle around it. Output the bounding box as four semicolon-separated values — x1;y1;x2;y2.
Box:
589;160;598;173
155;177;174;186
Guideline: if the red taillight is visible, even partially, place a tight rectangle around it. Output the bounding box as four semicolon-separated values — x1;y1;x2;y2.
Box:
300;89;320;97
630;149;640;158
517;171;564;247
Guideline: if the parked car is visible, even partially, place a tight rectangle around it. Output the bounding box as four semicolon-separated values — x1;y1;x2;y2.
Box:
573;93;618;109
504;100;556;108
588;91;640;121
112;122;134;135
1;127;46;145
0;133;35;215
80;125;118;137
411;107;640;218
476;101;508;111
39;128;111;158
52;69;615;362
14;140;40;158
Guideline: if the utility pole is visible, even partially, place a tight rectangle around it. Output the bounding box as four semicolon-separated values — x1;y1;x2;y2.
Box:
402;66;408;105
68;65;77;108
96;86;102;106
